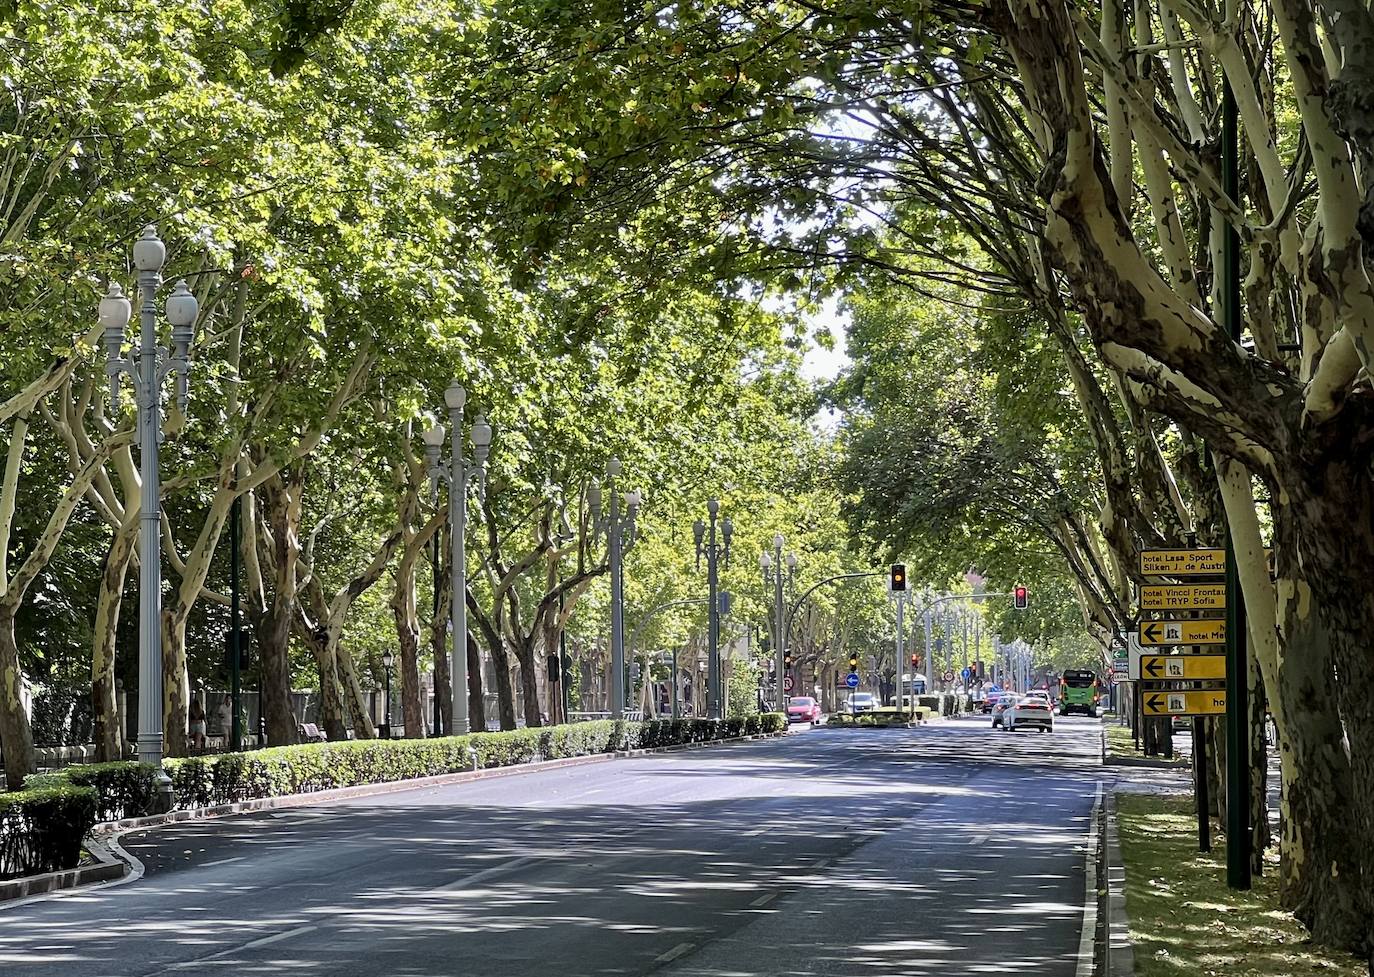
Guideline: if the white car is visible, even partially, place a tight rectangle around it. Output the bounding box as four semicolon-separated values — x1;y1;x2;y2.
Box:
847;692;876;714
1004;695;1054;733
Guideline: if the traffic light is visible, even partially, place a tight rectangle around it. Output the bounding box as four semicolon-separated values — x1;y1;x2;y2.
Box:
889;563;907;592
910;653;919;668
1013;585;1029;610
784;651;794;669
547;653;560;682
848;653;860;672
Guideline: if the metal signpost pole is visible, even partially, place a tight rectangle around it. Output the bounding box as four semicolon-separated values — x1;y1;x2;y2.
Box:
1222;78;1252;892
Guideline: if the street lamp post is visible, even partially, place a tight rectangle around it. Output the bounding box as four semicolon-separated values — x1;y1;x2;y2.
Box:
693;501;732;720
101;225;198;808
380;650;394;738
589;459;641;719
759;535;794;712
423;382;492;736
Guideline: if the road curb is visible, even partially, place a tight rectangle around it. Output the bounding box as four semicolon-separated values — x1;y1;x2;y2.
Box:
88;731;783;839
1077;782;1103;977
0;845;128;903
1104;792;1136;976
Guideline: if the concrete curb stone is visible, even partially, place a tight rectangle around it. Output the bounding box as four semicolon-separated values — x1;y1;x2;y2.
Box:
0;846;127;903
1104;792;1136;977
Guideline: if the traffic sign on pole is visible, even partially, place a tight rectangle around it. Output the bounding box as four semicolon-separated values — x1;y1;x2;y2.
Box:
783;675;794;693
1138;619;1226;646
1140;654;1227;681
845;673;860;689
1139;548;1226;576
1139;584;1227;610
1143;689;1227;716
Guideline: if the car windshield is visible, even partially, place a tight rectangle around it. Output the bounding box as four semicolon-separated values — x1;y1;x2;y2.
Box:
851;693;873;702
789;698;814;707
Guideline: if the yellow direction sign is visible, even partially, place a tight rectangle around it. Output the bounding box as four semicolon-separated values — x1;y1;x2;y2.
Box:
1143;689;1227;716
1139;548;1226;576
1139;584;1227;611
1138;619;1226;646
1140;655;1227;681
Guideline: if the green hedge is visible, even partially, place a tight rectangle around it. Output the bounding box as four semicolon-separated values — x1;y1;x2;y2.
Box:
23;715;786;824
0;784;98;880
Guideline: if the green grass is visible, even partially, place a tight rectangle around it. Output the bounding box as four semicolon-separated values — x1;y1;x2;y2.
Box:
1116;792;1368;977
1106;723;1189;767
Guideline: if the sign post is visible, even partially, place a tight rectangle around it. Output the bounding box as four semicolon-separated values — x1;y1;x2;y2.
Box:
1137;547;1233;855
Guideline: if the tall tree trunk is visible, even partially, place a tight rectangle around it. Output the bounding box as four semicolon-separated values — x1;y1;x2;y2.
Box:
295;623;348;742
253;472;304;747
1275;464;1374;952
160;611;192;757
489;640;517;730
429;529;452;734
92;520;137;762
391;555;424;739
0;606;33;789
513;636;541;728
466;632;485;732
336;642;376;739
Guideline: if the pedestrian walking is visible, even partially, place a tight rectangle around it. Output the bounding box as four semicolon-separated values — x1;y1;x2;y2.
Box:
189;698;208;753
215;695;232;743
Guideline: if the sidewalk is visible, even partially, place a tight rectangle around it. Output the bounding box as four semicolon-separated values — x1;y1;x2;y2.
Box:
1101;762;1367;977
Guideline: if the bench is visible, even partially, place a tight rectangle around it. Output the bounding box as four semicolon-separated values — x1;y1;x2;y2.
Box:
298;722;327;743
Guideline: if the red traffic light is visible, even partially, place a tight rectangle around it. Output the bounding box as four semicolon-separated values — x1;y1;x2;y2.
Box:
1013;585;1029;610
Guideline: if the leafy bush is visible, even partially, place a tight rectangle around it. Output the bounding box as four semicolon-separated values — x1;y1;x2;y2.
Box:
36;715;781;828
0;784;98;880
57;762;164;822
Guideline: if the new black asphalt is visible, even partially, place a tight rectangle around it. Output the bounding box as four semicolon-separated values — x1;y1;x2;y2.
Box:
0;715;1105;976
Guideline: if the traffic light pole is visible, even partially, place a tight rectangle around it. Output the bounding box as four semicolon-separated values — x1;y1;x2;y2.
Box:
894;593;906;711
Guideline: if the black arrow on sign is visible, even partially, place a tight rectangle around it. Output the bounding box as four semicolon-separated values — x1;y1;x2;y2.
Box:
1144;658;1164;678
1146;693;1166;712
1143;621;1163;643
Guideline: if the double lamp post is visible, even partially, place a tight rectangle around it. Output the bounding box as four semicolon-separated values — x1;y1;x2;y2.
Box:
759;534;796;710
100;226;199;807
694;501;732;720
589;459;640;719
423;382;492;736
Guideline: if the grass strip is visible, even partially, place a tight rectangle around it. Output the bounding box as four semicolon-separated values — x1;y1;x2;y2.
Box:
1116;792;1367;977
1106;723;1189;767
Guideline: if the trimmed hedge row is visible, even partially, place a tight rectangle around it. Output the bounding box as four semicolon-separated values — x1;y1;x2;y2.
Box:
21;714;787;825
0;784;98;880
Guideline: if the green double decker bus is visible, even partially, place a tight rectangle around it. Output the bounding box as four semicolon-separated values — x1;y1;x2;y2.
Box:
1059;669;1099;717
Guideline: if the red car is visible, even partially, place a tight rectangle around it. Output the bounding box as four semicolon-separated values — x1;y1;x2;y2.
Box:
786;696;822;725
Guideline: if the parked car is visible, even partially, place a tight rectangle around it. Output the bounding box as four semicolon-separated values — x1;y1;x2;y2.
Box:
989;694;1016;728
1005;695;1054;733
786;696;822;725
847;692;876;714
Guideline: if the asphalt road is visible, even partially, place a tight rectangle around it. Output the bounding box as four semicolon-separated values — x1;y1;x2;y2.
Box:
0;715;1104;977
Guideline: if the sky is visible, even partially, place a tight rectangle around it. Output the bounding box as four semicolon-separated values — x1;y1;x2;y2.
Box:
798;295;849;429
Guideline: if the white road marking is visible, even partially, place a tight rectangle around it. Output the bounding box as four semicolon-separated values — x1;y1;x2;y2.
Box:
654;942;694;963
1075;782;1104;977
149;924;318;973
433;855;542;891
201;855;247;867
750;892;779;907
